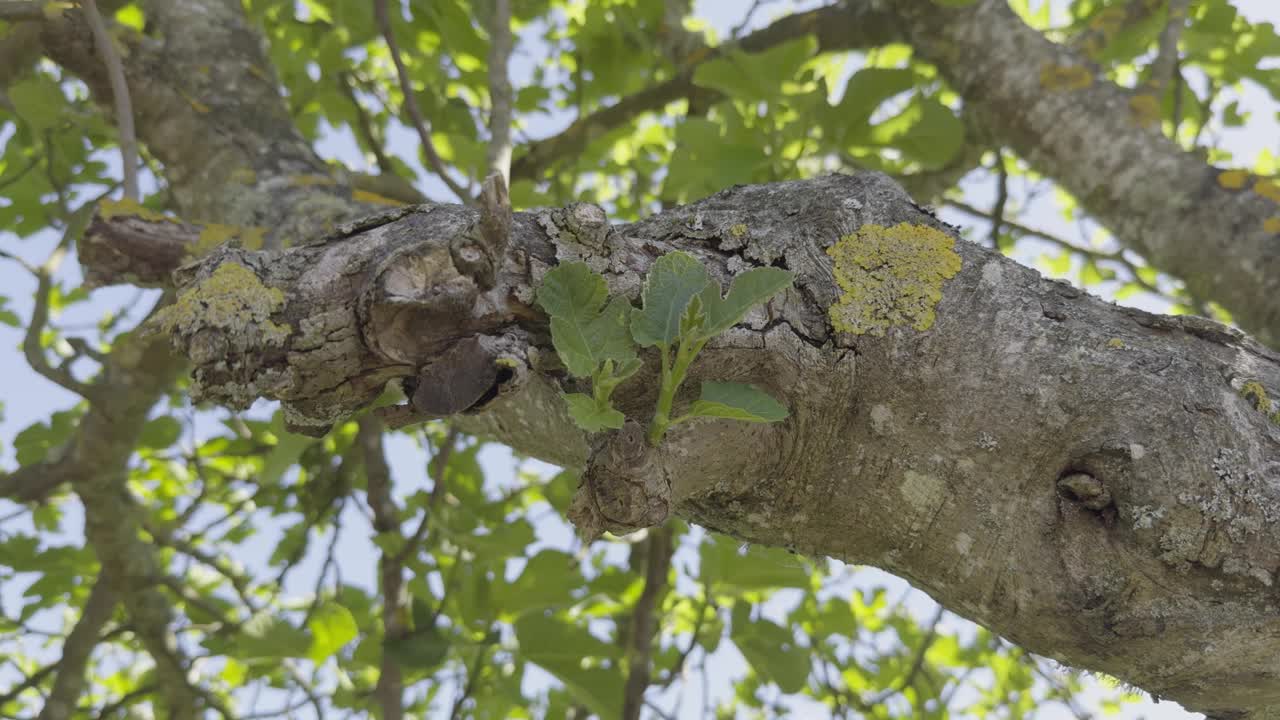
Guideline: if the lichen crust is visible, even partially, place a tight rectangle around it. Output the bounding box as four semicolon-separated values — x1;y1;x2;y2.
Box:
825;223;962;336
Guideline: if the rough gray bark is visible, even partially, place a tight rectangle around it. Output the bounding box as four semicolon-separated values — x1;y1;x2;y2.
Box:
87;172;1280;719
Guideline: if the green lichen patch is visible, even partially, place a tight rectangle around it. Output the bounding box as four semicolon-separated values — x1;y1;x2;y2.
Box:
156;263;290;349
191;223;267;257
99;198;179;223
1217;169;1250;190
1239;380;1280;425
729;223;748;238
1241;380;1271;413
826;223;962;336
1256;178;1280;204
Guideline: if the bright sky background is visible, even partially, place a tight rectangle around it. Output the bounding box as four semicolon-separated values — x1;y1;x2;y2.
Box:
3;1;1280;717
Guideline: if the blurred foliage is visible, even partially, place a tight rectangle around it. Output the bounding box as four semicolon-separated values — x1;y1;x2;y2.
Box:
4;0;1276;716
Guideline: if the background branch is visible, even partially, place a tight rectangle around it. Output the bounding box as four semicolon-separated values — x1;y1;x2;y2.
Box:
372;0;472;203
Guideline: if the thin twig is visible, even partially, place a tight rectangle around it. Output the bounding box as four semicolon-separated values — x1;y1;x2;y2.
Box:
622;526;673;720
24;244;98;400
85;683;156;717
946;199;1169;298
338;71;396;175
862;606;946;706
659;588;713;688
448;644;489;720
395;425;459;564
82;0;139;201
371;0;472;204
1147;0;1191;95
484;0;513;185
987;150;1009;249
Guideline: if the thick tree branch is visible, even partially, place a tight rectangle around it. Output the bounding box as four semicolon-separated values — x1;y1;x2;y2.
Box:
34;573;117;720
93;172;1280;718
887;0;1280;347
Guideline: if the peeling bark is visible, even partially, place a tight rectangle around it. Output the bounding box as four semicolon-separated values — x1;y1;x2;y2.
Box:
84;172;1280;718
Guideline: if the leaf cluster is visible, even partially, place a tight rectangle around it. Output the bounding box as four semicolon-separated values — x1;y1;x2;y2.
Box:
537;252;793;443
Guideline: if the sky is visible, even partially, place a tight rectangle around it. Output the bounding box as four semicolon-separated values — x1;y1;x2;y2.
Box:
2;0;1280;717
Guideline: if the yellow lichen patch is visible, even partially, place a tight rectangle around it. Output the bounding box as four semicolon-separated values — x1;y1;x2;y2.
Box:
43;1;73;19
1217;169;1250;190
1128;94;1161;129
1088;6;1125;33
290;174;338;187
190;224;269;257
99;198;178;223
240;227;266;250
826;223;962;337
352;189;405;207
730;223;748;238
188;98;210;114
1039;63;1093;91
156;263;289;344
1107;338;1126;350
1264;217;1280;234
1254;179;1280;203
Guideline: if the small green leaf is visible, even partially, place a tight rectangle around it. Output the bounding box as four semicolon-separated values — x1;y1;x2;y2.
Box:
687;382;788;423
384;622;450;671
237;611;313;659
537;262;608;321
515;612;623;720
0;297;18;327
562;393;625;432
732;616;810;693
114;4;145;30
607;357;643;383
679;293;706;340
307;602;358;663
539;264;636;377
631;251;710;347
261;414;312;486
138;416;183;449
497;550;580;617
696;268;793;340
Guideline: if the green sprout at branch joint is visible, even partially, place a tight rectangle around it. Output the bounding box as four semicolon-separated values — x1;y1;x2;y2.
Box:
537;251;793;445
